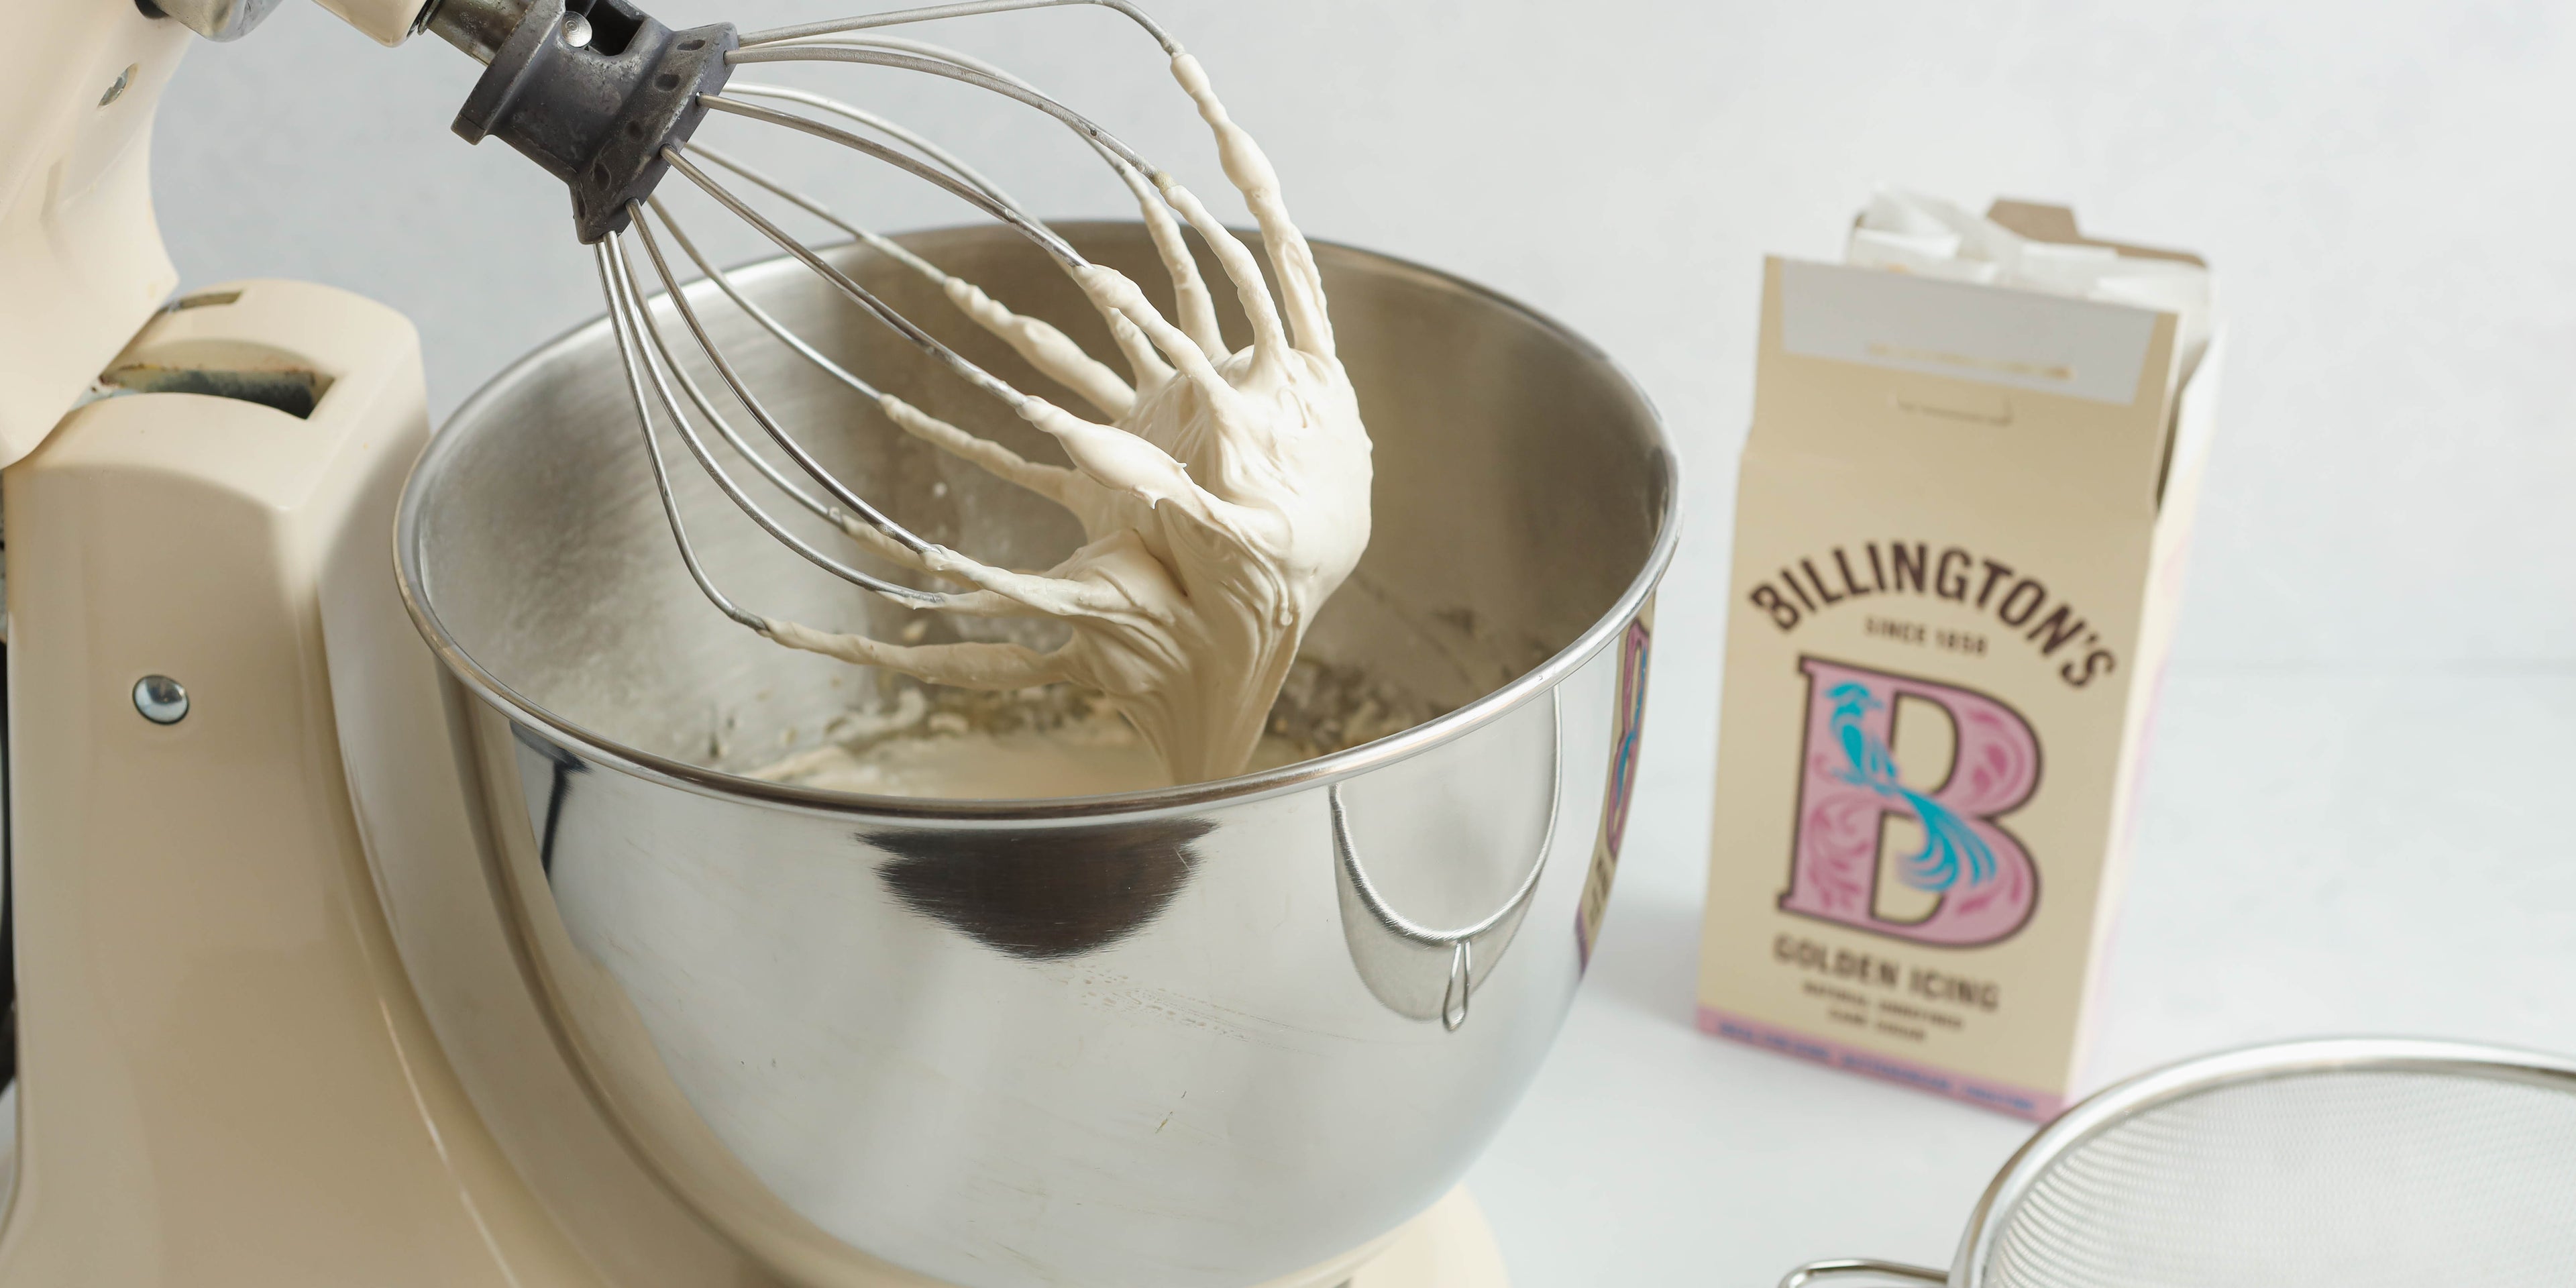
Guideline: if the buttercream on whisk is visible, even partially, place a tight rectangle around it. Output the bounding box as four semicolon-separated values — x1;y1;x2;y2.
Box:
757;53;1371;787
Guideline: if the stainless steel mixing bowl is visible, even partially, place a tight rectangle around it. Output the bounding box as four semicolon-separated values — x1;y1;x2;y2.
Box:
397;223;1677;1288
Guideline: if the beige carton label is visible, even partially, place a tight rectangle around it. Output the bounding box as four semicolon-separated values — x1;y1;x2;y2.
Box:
1777;259;2159;404
1700;256;2207;1120
1578;596;1654;967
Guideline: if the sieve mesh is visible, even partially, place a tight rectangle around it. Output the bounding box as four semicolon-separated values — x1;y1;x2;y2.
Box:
1980;1067;2576;1288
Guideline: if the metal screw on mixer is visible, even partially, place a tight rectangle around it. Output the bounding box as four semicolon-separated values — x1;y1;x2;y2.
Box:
133;675;189;725
99;62;136;106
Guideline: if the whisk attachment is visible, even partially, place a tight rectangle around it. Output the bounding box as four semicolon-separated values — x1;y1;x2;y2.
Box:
592;237;767;630
595;228;940;616
444;0;1364;779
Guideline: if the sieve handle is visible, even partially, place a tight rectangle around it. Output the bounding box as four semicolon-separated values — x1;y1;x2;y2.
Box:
1778;1258;1947;1288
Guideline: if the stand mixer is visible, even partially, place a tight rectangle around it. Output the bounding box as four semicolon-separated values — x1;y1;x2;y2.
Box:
0;1;1679;1284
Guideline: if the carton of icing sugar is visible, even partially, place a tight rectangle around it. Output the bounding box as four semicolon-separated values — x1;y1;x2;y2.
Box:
1697;194;2220;1120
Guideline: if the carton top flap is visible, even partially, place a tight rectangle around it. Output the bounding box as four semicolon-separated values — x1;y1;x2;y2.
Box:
1752;257;2185;513
1984;199;2207;269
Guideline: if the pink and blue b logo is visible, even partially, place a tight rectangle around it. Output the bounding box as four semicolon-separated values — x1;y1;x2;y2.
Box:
1779;657;2041;947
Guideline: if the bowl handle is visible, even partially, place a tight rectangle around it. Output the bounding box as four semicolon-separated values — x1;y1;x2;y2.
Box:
1328;690;1562;1031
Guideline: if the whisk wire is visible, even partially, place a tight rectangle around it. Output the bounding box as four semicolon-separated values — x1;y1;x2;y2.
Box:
710;28;1242;388
737;0;1179;56
639;176;885;402
734;32;1115;191
627;195;942;557
611;227;953;609
677;140;1137;421
668;146;1130;425
621;215;858;518
685;142;942;285
593;239;769;631
697;93;1086;266
665;146;1032;409
719;82;1026;214
720;46;1157;180
720;40;1229;362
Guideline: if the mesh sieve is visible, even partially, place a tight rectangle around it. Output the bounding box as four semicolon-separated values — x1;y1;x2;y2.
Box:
1781;1039;2576;1288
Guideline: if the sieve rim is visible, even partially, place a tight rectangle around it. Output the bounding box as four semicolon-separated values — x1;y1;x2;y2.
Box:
393;222;1682;823
1949;1036;2576;1287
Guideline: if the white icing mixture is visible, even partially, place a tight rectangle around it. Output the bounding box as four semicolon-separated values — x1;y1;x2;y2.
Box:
754;689;1313;799
755;658;1431;800
753;52;1371;788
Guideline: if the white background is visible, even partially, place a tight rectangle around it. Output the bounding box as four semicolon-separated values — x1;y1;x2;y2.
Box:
154;2;2576;1283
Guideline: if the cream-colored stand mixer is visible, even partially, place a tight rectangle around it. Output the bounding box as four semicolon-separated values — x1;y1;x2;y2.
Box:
0;1;1680;1285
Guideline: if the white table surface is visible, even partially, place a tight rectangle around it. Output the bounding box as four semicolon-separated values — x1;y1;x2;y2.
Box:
1465;669;2576;1285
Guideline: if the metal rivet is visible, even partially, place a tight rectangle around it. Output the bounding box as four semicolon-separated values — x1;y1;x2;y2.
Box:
134;675;189;724
99;62;138;107
561;13;592;47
